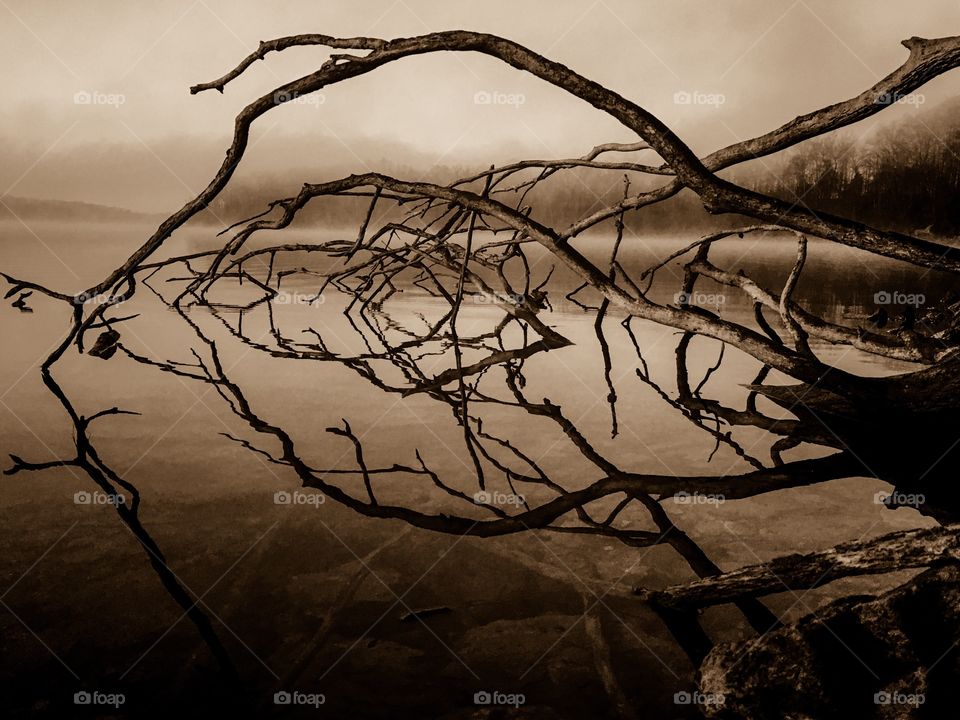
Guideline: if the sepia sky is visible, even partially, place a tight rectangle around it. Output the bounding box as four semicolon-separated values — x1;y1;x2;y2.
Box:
1;0;959;211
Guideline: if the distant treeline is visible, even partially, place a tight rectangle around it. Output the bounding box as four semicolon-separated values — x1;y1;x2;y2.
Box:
201;98;960;238
757;98;960;237
200;163;756;234
0;195;158;224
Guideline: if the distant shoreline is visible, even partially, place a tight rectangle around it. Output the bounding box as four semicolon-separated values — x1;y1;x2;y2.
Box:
3;198;959;250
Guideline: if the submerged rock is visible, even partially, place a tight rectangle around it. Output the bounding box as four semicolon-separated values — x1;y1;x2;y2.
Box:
88;328;120;359
698;564;960;719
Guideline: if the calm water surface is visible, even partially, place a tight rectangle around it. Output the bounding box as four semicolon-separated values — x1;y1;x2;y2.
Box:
0;219;945;717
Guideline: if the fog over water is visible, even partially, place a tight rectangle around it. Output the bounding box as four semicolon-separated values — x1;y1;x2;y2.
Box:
3;3;960;718
3;0;960;211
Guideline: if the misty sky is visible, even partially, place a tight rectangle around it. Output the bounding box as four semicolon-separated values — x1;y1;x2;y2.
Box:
2;0;959;211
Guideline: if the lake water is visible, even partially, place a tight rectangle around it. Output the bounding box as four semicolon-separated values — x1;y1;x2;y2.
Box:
0;219;947;718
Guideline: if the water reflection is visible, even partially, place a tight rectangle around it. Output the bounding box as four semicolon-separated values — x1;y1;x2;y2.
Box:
91;234;960;665
2;220;956;714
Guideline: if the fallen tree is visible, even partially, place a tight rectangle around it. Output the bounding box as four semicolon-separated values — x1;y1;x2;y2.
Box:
4;28;960;706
